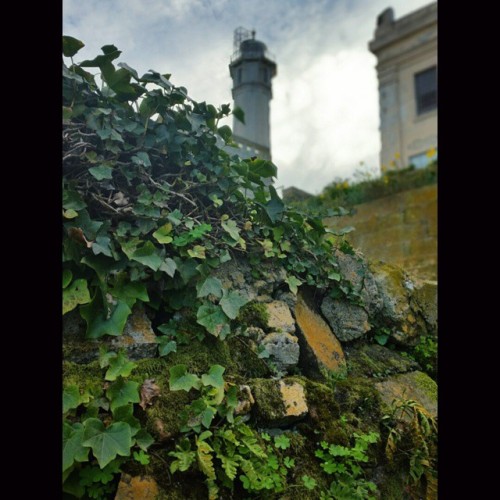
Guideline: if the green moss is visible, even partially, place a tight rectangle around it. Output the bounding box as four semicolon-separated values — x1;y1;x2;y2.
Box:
412;370;437;401
334;377;383;427
249;378;285;424
346;344;418;378
237;300;270;330
62;360;104;397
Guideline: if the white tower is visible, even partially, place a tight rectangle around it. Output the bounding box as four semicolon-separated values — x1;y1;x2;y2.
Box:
229;28;277;160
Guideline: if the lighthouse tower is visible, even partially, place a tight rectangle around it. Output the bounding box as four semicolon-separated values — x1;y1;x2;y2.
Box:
229;27;277;160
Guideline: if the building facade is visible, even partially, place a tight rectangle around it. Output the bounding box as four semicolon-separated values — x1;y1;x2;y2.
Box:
228;28;277;160
369;2;437;171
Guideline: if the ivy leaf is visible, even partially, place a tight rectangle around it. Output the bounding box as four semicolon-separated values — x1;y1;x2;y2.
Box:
221;219;240;241
62;269;72;289
89;165;113;180
82;418;133;468
106;378;140;411
63;36;85;57
63;422;89;472
105;352;137;381
63;279;91;315
233;106;245;124
249;158;277;179
200;405;217;429
153;223;173;244
80;294;132;339
131;152;151;167
110;281;149;307
328;271;341;282
187;245;206;259
112;405;141;437
130;241;163;271
63;208;78;219
63;385;82;413
196;304;230;338
196;277;223;299
159;257;177;277
167;209;183;226
135;429;155;451
285;275;302;295
201;365;225;389
157;338;177;357
220;290;249;320
63;189;87;210
169;364;202;392
91;235;113;257
217;125;232;142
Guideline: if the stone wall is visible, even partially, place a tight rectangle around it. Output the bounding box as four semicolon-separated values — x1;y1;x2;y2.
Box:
325;184;437;280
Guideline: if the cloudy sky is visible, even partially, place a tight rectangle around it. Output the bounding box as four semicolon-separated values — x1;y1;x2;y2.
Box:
63;0;435;194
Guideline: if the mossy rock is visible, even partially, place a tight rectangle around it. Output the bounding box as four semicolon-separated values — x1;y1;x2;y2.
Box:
345;343;420;378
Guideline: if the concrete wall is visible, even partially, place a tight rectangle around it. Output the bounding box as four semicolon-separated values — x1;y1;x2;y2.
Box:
369;3;437;170
325;184;437;280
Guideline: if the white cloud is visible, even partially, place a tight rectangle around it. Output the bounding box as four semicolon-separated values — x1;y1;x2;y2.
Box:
63;0;436;194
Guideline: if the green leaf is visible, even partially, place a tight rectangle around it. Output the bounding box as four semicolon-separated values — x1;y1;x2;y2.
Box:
217;125;232;142
63;208;79;219
285;275;302;295
63;279;91;315
196;277;223;299
131;152;151;167
301;475;317;490
63;385;82;413
196;304;230;338
221;219;240;241
63;36;85;57
62;269;73;289
187;245;206;259
233;106;245;124
82;418;133;468
328;271;341;282
200;405;217;428
106;379;140;411
249;158;277;179
89;165;113;180
157;338;177;357
105;352;137;381
201;365;225;389
92;235;113;257
159;257;177;277
112;405;141;437
130;241;163;271
219;290;249;320
135;429;154;451
274;434;290;450
167;209;183;226
133;450;150;465
220;454;239;480
111;281;149;307
262;186;285;223
169;364;202;392
63;188;87;208
80;294;132;339
63;422;89;472
152;223;173;244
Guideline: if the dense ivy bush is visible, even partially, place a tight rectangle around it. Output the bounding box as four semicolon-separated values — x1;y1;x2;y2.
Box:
62;36;355;341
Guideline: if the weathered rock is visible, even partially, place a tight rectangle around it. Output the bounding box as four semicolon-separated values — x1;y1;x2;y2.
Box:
344;343;420;377
251;378;308;425
262;332;300;374
369;261;425;346
335;249;383;315
294;291;346;379
114;474;161;500
63;307;157;363
234;385;255;416
375;371;437;418
274;290;298;309
265;300;296;333
413;279;438;335
320;297;371;342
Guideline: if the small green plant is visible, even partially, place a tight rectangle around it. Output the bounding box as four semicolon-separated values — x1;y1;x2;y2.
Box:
382;398;437;499
400;335;437;379
62;350;154;499
373;327;391;346
312;431;380;500
167;364;293;498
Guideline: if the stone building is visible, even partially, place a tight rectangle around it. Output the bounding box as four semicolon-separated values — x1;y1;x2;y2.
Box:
369;2;437;170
